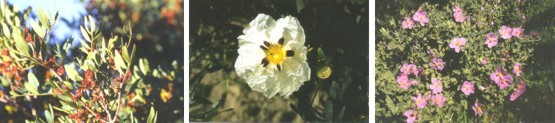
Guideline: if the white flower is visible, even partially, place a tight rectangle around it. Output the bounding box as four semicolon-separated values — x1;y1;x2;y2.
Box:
234;14;310;98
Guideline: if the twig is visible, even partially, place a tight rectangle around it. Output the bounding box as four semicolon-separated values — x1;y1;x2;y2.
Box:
10;93;54;99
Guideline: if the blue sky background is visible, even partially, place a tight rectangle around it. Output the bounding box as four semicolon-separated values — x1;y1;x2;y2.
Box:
7;0;94;55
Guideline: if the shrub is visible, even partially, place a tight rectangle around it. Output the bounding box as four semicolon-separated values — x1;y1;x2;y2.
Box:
376;0;540;122
0;2;170;122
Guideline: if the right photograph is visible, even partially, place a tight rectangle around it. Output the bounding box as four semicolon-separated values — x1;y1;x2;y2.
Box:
376;0;555;122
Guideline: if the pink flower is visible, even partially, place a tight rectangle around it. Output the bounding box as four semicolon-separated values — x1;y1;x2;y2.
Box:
512;27;524;38
489;67;514;90
449;37;467;53
490;67;506;84
513;63;523;76
510;82;526;101
412;11;429;26
461;81;475;96
429;58;445;70
397;74;411;90
400;63;412;75
430;78;442;94
412;94;427;109
453;5;463;13
402;18;415;29
499;26;513;39
410;64;419;76
485;32;498;48
472;101;485;116
497;75;513;90
481;58;488;64
453;6;465;22
431;94;446;107
404;110;418;123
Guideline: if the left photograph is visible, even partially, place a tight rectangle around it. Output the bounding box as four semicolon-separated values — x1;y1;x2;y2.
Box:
189;0;369;122
0;0;184;122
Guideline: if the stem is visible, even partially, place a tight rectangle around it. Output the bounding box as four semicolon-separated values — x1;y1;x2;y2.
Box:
80;101;96;116
10;93;54;99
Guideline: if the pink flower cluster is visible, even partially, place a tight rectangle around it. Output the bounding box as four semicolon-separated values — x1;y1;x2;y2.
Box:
429;57;445;70
402;18;415;29
484;32;498;48
397;74;418;90
404;110;417;123
430;78;442;94
510;82;526;101
513;63;523;76
490;67;513;90
412;94;428;109
499;26;524;39
449;37;467;53
413;11;429;26
453;5;466;22
411;92;446;109
402;10;429;29
472;101;485;116
461;81;475;96
397;63;420;89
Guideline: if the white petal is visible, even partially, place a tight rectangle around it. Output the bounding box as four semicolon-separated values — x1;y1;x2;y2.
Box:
234;44;267;87
277;16;306;44
235;14;310;98
240;14;275;44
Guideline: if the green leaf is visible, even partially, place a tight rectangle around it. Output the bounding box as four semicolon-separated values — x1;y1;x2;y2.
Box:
147;107;158;123
28;73;39;90
37;8;50;26
65;64;83;82
12;30;30;56
88;15;95;32
2;22;10;38
0;76;11;86
30;20;45;38
296;0;305;13
80;26;91;42
58;94;72;102
139;58;150;75
45;104;54;123
107;36;118;50
61;104;74;111
62;81;74;90
24;82;39;94
114;51;127;75
385;95;395;113
122;46;130;64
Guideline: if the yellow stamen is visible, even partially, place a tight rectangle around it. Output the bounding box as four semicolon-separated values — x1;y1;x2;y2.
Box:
264;42;286;65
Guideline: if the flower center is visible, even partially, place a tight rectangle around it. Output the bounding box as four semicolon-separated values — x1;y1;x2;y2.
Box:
466;86;471;91
516;67;520;71
435;62;440;67
265;44;285;64
456;41;461;46
435;98;441;103
496;72;502;77
260;38;294;71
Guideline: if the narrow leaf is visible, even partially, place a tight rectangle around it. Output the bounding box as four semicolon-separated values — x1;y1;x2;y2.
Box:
28;72;39;89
